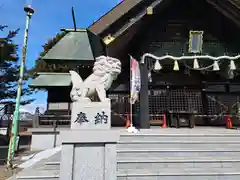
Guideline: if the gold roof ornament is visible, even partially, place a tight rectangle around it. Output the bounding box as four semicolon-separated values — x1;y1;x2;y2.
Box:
147;6;153;15
103;34;115;45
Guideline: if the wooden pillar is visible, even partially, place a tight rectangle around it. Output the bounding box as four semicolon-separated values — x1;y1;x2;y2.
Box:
140;62;150;129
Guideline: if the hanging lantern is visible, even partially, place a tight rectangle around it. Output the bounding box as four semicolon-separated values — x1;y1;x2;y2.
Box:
173;60;179;71
213;60;220;71
193;58;199;69
229;60;236;70
154;60;162;71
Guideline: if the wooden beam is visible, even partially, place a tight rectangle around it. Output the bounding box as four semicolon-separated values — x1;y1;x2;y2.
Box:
206;0;240;28
218;0;240;20
113;0;164;39
228;0;240;9
89;0;144;34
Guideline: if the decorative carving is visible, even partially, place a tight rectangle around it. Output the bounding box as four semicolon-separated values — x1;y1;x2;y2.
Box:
69;56;121;102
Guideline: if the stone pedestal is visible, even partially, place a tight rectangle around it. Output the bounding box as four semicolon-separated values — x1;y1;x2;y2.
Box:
59;130;119;180
71;99;111;130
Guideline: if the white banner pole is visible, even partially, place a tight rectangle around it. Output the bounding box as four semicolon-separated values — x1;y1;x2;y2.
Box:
127;56;138;133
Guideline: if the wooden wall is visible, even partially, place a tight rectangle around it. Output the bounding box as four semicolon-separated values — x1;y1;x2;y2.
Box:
45;87;71;114
130;0;240;60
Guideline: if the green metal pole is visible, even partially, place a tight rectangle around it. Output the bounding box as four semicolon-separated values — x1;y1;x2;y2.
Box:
7;5;34;168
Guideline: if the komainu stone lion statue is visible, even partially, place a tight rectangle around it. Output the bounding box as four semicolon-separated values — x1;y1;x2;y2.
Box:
69;56;121;102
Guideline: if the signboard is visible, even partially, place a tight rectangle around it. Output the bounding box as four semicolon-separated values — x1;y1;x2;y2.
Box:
71;99;111;130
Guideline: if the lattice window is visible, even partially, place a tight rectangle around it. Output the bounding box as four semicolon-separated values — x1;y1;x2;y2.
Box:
108;94;129;120
169;89;187;112
168;89;203;113
185;89;203;113
149;89;167;121
207;95;236;115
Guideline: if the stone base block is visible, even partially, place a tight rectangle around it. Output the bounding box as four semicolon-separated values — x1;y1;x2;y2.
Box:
60;130;120;180
71;99;111;130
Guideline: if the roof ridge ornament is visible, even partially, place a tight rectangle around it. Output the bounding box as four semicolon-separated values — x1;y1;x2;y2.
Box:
147;6;153;15
103;34;115;45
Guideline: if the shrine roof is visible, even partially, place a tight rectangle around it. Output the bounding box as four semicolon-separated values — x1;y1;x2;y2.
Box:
42;0;240;63
88;0;240;37
29;73;71;87
42;29;106;63
86;0;240;58
88;0;144;35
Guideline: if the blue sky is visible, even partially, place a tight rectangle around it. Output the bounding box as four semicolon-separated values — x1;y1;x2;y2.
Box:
0;0;120;112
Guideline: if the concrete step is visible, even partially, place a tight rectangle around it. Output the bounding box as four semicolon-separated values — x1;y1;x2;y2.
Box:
16;170;59;179
117;168;240;180
117;141;240;149
43;162;60;171
120;128;240;134
45;162;60;166
117;157;240;169
117;149;240;158
120;134;240;142
45;156;240;170
44;152;61;163
29;152;61;171
37;165;60;171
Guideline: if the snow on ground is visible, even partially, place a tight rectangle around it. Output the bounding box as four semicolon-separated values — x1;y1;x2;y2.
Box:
18;146;61;169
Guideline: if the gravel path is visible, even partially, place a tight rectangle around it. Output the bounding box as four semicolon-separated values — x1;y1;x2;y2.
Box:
0;166;21;180
0;145;32;180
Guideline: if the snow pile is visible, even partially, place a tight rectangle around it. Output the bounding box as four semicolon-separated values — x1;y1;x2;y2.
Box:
18;146;61;169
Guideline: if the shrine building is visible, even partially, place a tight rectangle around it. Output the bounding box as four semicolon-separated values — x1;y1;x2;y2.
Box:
30;0;240;129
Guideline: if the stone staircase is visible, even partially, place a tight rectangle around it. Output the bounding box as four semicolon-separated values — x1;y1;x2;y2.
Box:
8;128;240;180
117;129;240;180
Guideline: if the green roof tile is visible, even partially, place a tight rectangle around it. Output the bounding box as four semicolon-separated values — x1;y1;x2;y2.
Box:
30;73;71;87
42;29;105;63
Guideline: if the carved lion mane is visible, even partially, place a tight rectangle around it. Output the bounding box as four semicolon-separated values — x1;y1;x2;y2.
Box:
92;56;121;80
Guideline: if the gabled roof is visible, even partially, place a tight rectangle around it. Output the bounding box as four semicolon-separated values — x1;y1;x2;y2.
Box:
88;0;144;35
87;0;240;57
88;0;240;37
42;29;106;63
206;0;240;27
231;0;240;7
